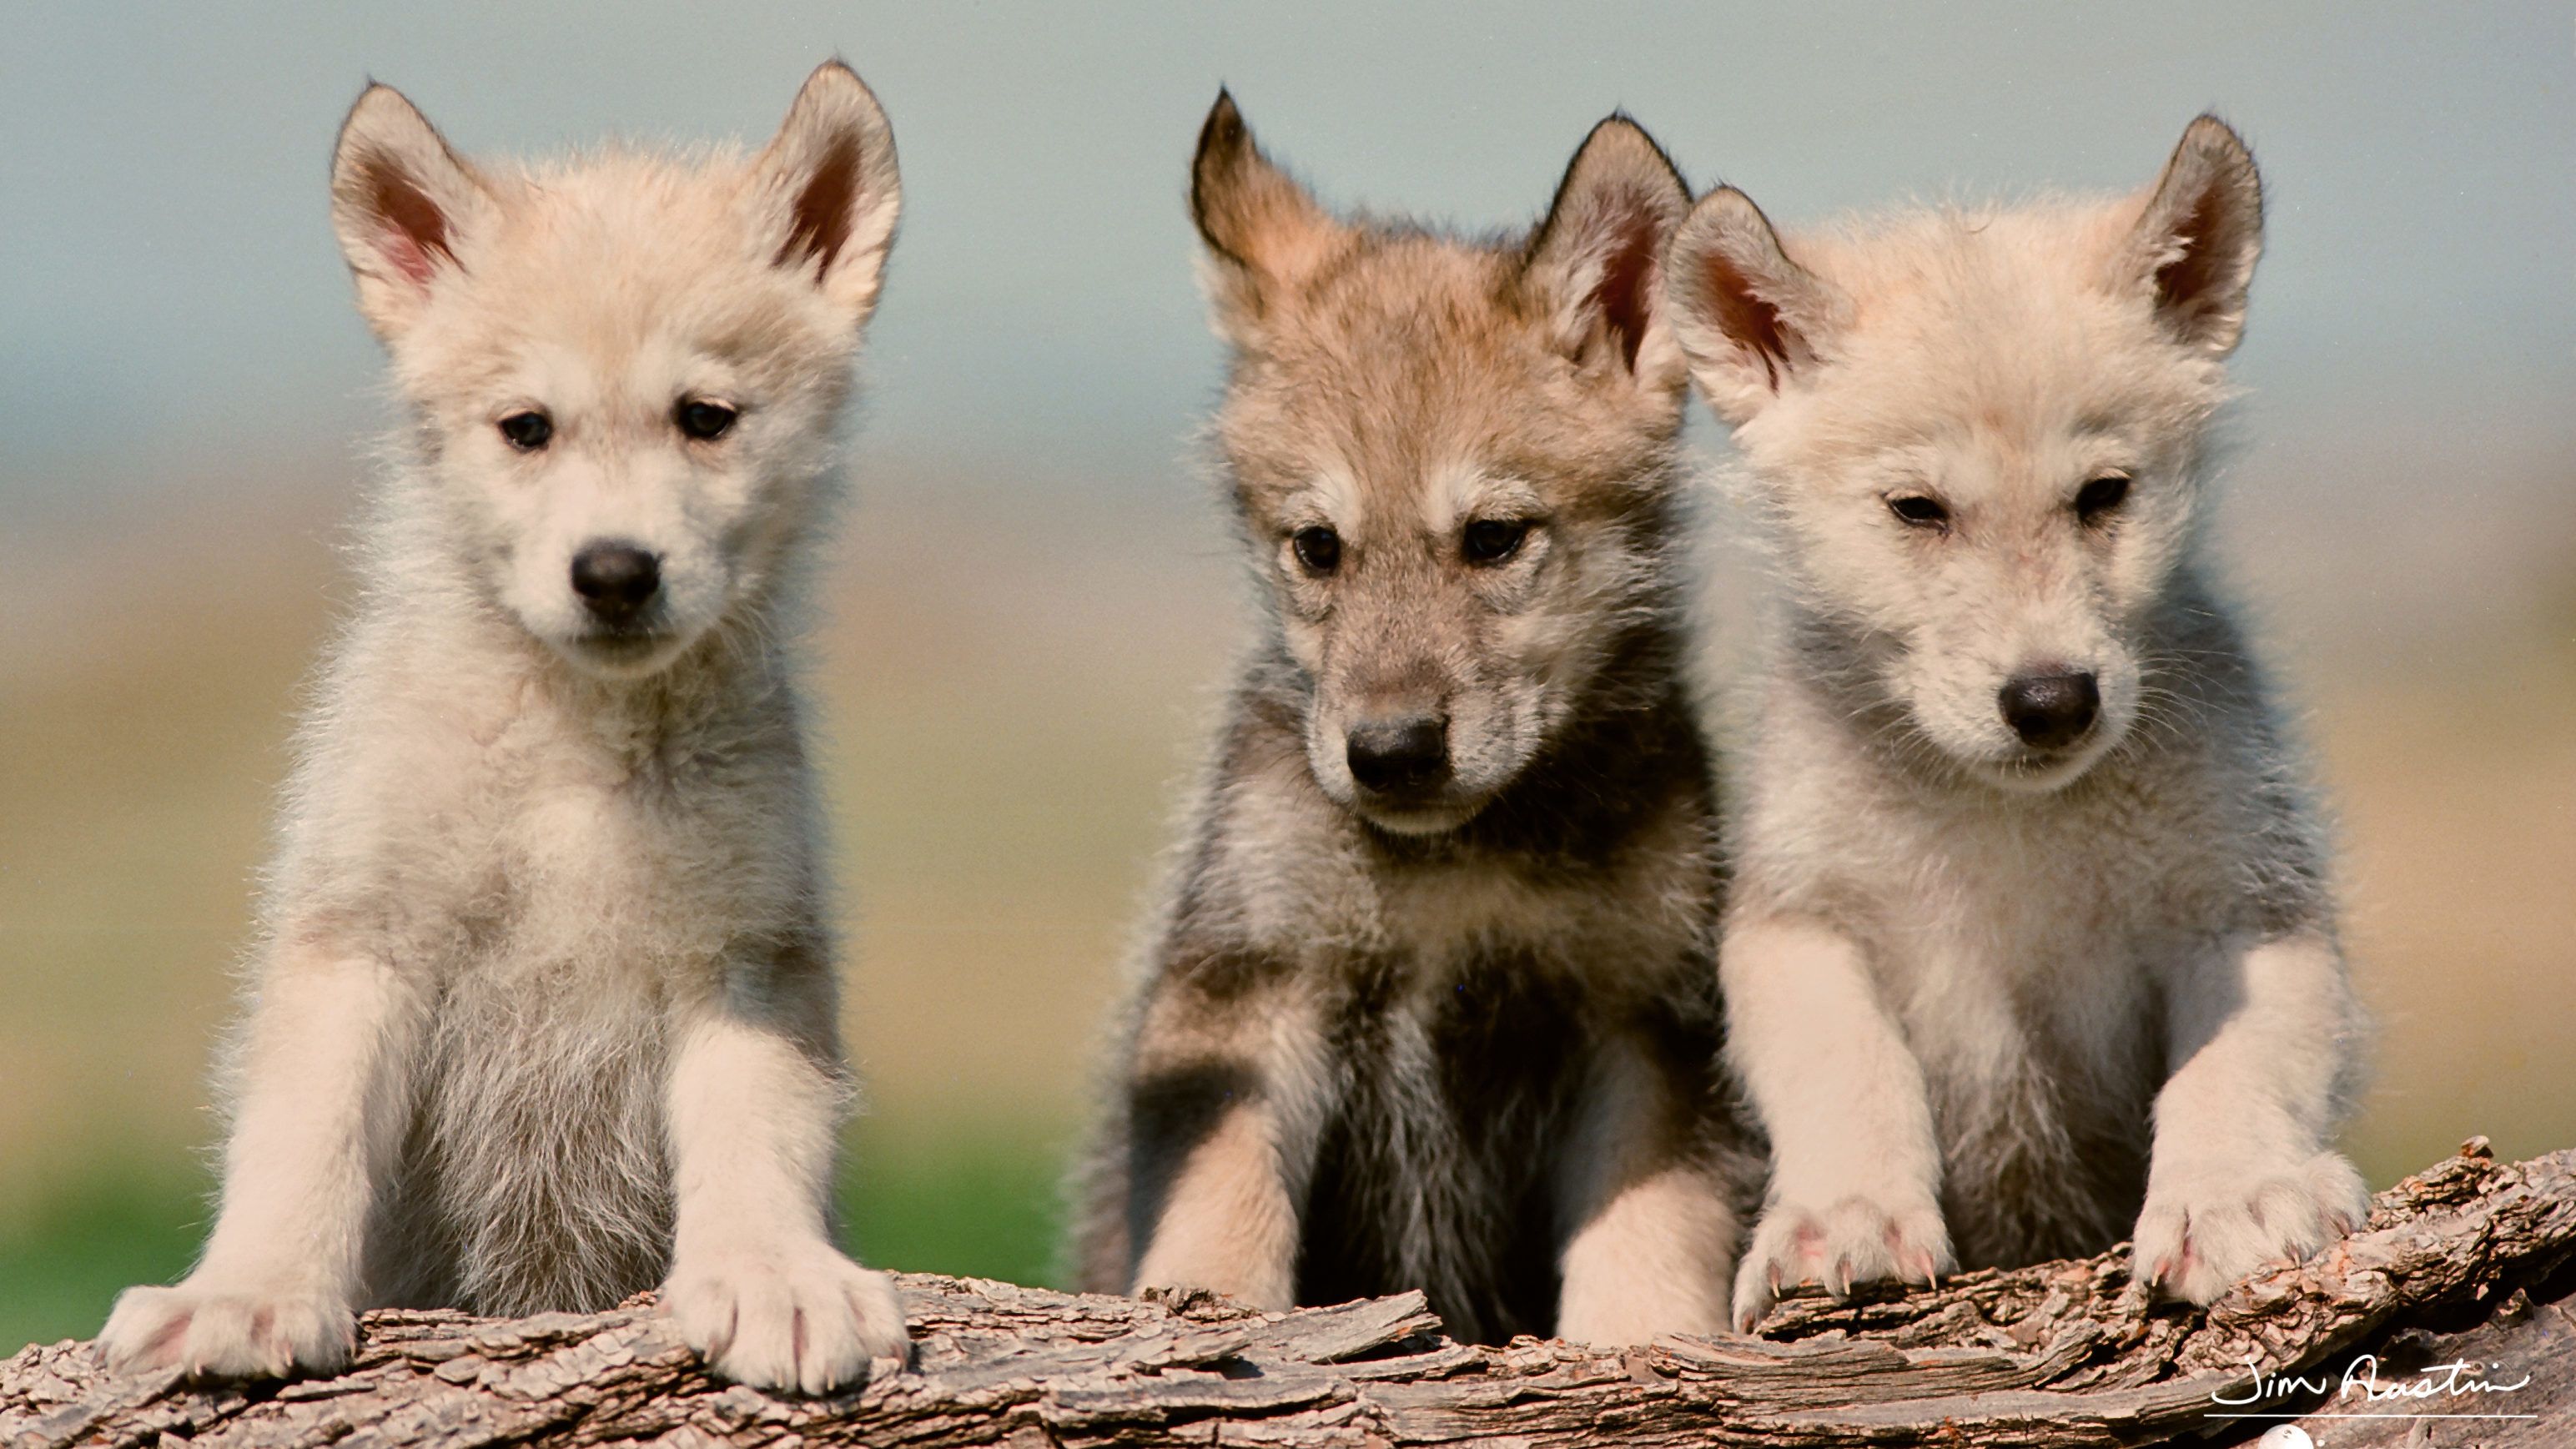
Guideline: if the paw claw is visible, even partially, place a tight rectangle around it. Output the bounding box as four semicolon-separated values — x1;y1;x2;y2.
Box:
1731;1190;1954;1332
97;1280;353;1381
2132;1150;2369;1305
666;1244;909;1395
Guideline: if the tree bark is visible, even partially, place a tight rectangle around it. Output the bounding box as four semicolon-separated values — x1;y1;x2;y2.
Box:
8;1140;2572;1449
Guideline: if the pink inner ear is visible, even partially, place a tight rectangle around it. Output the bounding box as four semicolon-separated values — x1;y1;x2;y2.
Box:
2155;184;2232;322
361;153;453;286
1587;196;1661;371
777;133;862;277
1699;249;1792;392
377;225;438;286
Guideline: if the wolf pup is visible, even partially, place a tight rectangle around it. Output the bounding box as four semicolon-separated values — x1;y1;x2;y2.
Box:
1663;117;2370;1327
98;64;909;1392
1073;94;1750;1346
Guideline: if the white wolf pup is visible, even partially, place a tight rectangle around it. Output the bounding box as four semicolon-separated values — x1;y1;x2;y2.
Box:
1074;94;1753;1346
98;63;910;1392
1663;117;2370;1327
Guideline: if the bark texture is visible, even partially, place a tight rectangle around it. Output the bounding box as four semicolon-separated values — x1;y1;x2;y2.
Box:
7;1140;2571;1449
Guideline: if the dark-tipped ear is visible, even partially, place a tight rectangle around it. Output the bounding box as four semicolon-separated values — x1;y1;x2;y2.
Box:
1520;115;1692;388
2116;114;2262;355
1663;186;1846;425
753;60;903;329
1190;90;1339;346
330;84;491;343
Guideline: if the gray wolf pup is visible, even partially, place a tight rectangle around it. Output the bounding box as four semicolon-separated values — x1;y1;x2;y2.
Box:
98;62;909;1393
1663;116;2369;1327
1073;93;1753;1346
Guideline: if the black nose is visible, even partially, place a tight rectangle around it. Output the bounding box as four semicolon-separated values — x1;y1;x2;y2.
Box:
570;542;660;623
1345;716;1449;796
1998;671;2101;750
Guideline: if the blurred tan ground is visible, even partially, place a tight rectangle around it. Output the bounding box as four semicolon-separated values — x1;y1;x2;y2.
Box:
2;461;2571;1239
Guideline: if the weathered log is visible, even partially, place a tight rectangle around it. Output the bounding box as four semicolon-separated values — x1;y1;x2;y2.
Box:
7;1141;2571;1449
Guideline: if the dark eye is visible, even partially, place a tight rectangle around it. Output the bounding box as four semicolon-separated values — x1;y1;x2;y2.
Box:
497;410;552;451
2075;475;2130;524
1887;494;1950;530
1461;519;1532;566
676;399;737;441
1291;526;1341;575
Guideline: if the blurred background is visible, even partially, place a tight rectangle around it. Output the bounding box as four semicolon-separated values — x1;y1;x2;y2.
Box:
3;3;2570;1353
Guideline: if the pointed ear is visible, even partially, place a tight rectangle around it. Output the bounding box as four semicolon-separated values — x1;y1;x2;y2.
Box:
1190;91;1340;347
1663;186;1847;425
2116;114;2262;355
330;84;492;343
752;60;903;330
1519;115;1691;387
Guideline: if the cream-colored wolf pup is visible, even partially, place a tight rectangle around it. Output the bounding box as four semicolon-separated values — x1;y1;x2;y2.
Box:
98;63;909;1393
1074;94;1753;1346
1664;117;2369;1327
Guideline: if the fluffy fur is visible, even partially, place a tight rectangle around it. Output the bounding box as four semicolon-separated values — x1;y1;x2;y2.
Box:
98;62;911;1394
1664;117;2370;1328
1072;94;1756;1346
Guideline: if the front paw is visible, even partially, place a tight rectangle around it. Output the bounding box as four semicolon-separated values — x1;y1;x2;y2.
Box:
2132;1150;2369;1305
97;1280;355;1380
1131;1243;1293;1310
1557;1280;1728;1347
663;1244;910;1395
1733;1191;1954;1332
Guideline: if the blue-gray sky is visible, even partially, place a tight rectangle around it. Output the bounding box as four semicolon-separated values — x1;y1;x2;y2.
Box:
4;2;2570;556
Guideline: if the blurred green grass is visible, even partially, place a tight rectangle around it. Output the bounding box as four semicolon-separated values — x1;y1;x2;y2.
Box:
838;1124;1073;1291
0;1164;207;1356
0;1124;1070;1356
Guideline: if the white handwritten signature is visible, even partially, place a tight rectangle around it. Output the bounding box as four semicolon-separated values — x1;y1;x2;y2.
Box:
2212;1352;2533;1407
